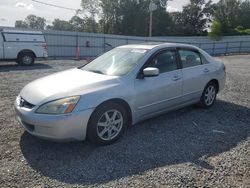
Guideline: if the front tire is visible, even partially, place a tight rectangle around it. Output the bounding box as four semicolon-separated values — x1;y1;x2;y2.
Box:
199;82;217;108
87;102;128;146
17;52;35;66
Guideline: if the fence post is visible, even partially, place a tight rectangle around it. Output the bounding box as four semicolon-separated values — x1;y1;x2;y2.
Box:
103;36;106;53
212;42;215;56
239;41;242;54
225;42;229;55
75;34;80;60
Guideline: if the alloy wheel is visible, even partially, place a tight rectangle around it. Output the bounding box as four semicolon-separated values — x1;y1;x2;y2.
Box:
97;109;123;141
204;85;216;106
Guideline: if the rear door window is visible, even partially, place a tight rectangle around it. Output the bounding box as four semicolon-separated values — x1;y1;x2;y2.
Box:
178;49;202;68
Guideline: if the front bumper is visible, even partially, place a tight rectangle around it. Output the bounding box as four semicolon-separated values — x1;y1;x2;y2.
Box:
14;102;94;141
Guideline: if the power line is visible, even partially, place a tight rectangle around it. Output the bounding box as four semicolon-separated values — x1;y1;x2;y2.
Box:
31;0;78;11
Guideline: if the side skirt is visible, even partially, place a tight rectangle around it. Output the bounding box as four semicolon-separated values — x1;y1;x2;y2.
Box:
132;99;200;125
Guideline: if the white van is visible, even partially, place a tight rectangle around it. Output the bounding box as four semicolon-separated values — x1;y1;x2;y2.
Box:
0;29;48;65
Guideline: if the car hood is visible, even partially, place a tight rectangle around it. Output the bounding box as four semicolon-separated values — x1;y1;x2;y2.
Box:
20;68;120;105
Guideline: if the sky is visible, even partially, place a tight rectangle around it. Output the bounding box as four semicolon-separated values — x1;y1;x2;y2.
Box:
0;0;219;27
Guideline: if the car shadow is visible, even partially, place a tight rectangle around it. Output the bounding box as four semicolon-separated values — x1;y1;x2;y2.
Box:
19;100;250;185
0;63;52;72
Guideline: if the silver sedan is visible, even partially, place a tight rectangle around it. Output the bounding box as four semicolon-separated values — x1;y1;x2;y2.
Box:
15;43;226;145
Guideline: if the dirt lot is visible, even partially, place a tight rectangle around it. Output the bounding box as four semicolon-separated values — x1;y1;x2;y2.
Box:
0;56;249;188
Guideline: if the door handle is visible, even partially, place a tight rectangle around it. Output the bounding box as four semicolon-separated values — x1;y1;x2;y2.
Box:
172;75;181;81
203;68;209;73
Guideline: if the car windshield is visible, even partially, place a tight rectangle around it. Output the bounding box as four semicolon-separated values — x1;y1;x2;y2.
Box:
81;48;148;76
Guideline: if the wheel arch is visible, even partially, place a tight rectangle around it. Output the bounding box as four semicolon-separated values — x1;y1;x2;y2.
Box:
208;79;219;93
17;49;36;58
89;98;133;126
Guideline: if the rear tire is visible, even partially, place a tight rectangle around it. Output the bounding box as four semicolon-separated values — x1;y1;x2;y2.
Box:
199;82;217;108
17;52;35;66
87;102;128;146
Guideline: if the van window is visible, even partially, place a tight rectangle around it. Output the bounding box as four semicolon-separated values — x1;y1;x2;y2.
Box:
178;50;202;68
3;32;45;42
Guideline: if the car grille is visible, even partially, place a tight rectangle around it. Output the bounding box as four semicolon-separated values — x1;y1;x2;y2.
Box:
19;97;35;109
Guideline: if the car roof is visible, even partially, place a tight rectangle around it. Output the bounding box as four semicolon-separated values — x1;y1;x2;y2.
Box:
118;42;198;50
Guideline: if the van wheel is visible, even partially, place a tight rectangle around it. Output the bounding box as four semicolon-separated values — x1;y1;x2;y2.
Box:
87;102;128;146
17;52;35;66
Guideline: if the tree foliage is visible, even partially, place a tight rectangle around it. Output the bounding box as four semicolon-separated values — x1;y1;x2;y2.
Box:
98;0;178;36
152;7;174;36
47;19;74;31
14;0;250;38
209;0;250;39
239;0;250;29
81;0;100;32
213;0;241;35
15;15;46;30
208;20;223;40
178;0;213;36
235;26;250;35
15;20;29;29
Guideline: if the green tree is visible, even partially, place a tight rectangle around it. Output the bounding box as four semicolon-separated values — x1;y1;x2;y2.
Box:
152;7;175;36
47;17;101;33
99;0;175;36
99;0;120;34
208;20;223;40
15;15;46;30
118;0;150;36
81;0;100;32
47;19;73;31
173;0;213;36
83;17;100;33
15;20;29;29
25;15;46;30
70;16;85;31
238;0;250;29
210;0;250;36
235;26;250;35
213;0;241;35
169;12;186;36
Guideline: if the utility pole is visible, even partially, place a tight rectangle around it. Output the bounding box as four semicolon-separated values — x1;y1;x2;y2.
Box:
149;11;153;37
149;1;157;37
148;0;171;37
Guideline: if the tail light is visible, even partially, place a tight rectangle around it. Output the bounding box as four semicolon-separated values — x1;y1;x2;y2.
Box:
42;44;48;51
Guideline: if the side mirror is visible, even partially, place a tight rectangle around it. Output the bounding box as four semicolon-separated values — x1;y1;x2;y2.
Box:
143;67;159;77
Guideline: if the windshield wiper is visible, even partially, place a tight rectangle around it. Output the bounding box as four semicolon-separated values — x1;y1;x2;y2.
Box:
88;70;105;75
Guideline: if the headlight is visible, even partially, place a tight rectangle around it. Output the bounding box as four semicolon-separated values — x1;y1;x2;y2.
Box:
36;96;80;114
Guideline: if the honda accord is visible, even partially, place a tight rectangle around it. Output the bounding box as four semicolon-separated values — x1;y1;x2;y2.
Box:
15;43;226;145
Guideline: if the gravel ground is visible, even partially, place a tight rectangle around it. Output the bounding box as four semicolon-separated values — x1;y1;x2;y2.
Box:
0;56;249;188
